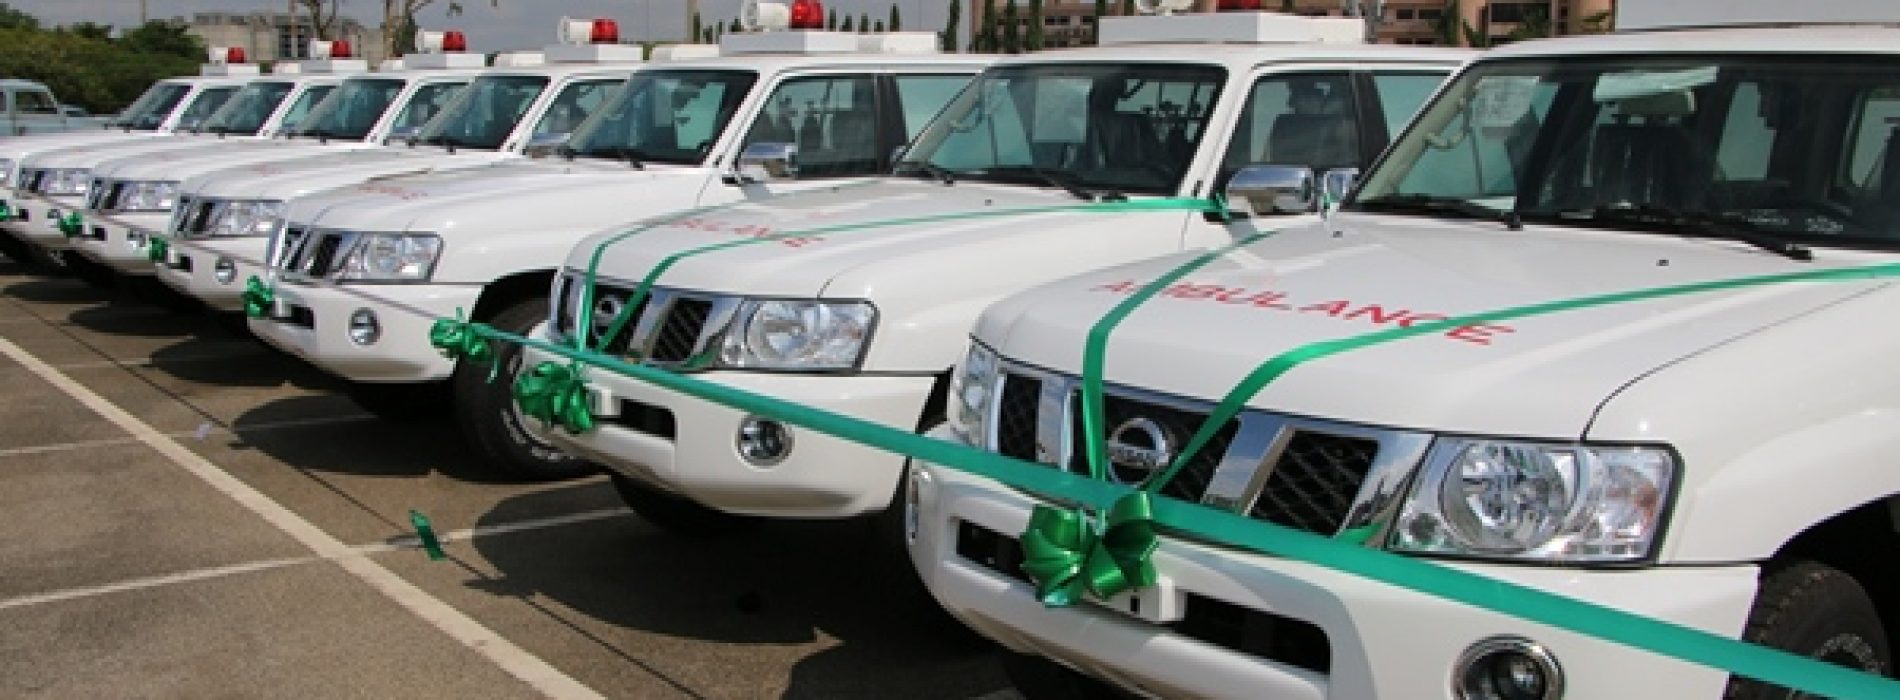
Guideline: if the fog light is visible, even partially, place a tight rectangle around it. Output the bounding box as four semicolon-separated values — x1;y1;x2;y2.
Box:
736;415;792;466
213;258;236;284
127;231;145;250
346;308;380;346
1454;636;1563;700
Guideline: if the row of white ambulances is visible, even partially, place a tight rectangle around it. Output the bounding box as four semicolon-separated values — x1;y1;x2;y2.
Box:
147;23;651;325
904;0;1900;698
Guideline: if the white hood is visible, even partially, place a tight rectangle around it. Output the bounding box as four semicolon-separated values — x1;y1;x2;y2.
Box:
976;212;1890;439
187;147;496;203
91;139;341;181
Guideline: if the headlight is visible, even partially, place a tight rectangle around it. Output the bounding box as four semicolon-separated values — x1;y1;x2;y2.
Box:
0;159;13;187
947;341;1001;446
119;181;178;211
43;168;91;195
334;232;442;281
1391;440;1676;563
208;200;285;237
717;299;875;370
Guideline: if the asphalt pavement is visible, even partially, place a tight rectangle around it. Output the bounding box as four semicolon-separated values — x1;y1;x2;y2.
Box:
0;253;1016;699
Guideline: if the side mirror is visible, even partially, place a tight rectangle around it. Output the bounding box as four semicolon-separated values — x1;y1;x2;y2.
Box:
733;142;798;184
386;125;421;146
1225;165;1316;217
525;132;571;159
1320;168;1360;212
888;144;908;167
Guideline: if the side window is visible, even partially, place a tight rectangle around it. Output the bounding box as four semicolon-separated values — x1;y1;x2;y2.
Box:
669;80;732;154
743;75;880;178
892;75;972;141
1717;82;1776;182
16;90;57;115
1370;72;1447;140
1221;72;1358;181
928;80;1034;170
534;79;619;139
279;85;334;131
1843;87;1900;190
391;82;462;131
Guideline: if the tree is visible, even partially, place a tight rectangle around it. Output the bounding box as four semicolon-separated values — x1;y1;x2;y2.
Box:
65;22;113;41
0;2;38;31
942;0;959;51
827;9;838;30
874;20;886;32
120;20;202;59
1092;0;1106;44
889;4;901;32
1580;9;1613;33
296;0;344;40
841;14;853;32
1505;6;1551;42
1432;0;1461;45
691;11;703;43
1001;1;1021;53
729;17;743;32
1027;0;1044;52
383;0;489;58
1121;0;1135;16
859;13;871;33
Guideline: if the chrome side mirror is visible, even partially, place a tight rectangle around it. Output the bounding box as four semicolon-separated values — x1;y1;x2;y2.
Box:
888;144;908;167
1225;165;1316;216
734;142;798;184
1320;168;1359;211
525;132;571;159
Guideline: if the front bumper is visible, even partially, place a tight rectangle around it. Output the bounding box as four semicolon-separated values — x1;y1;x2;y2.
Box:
154;236;270;313
247;280;481;383
520;326;936;518
910;444;1757;699
66;211;166;275
12;193;83;251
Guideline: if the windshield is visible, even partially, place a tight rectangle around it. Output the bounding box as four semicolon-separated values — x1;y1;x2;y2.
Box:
383;81;466;138
293;78;403;141
199;81;295;135
1356;55;1900;248
415;74;549;150
111;82;191;130
276;84;335;132
174;86;238;132
900;63;1226;195
569;70;757;165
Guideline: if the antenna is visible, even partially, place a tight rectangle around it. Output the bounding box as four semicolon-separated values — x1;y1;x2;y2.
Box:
740;1;792;31
1133;0;1196;16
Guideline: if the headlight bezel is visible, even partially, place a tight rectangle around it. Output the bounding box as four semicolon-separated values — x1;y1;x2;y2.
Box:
715;298;879;372
205;199;286;238
1389;437;1680;566
332;231;443;282
42;168;91;196
117;180;180;212
947;340;1001;447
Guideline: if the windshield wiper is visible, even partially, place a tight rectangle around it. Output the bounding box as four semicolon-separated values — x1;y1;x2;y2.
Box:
982;166;1125;202
1354;194;1522;229
593;147;645;169
894;160;955;185
1552;204;1813;262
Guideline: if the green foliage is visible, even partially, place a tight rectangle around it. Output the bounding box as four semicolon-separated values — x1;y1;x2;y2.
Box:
1580;9;1614;33
1027;0;1044;52
1120;0;1135;16
828;9;838;30
889;4;901;32
64;22;111;41
1002;1;1020;53
859;13;870;33
729;17;743;32
1093;0;1106;45
942;0;960;51
1506;5;1551;41
692;11;703;43
1433;0;1461;45
0;1;37;30
874;20;886;32
0;19;201;114
841;14;854;32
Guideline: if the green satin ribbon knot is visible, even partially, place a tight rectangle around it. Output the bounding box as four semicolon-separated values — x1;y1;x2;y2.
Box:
1020;492;1159;607
512;360;594;435
146;235;168;263
241;276;274;319
56;211;83;238
0;201;11;222
429;312;499;381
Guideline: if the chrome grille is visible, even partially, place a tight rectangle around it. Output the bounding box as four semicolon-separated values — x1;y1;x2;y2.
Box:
177;198;219;236
19;168;47;194
551;272;723;366
986;362;1432;538
265;224;307;268
273;228;355;278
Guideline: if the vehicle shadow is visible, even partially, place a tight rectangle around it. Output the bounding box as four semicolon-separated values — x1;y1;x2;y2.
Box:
468;484;1010;698
227;394;507;482
2;275;113;305
144;334;346;390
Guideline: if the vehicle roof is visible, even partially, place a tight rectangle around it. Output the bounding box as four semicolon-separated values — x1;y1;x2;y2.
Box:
0;79;51;89
1485;24;1900;60
643;51;995;73
982;41;1472;69
480;62;645;79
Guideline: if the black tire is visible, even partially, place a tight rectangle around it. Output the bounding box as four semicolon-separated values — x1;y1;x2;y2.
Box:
610;474;759;537
1726;560;1893;699
450;296;595;481
343;380;450;423
999;649;1129;700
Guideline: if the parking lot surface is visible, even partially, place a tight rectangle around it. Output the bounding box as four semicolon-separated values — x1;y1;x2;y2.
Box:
0;255;1014;699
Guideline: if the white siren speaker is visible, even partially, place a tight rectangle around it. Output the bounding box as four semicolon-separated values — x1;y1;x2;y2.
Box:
556;16;594;45
1134;0;1196;15
741;0;792;31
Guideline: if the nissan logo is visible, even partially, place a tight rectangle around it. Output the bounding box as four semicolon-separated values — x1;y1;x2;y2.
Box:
590;294;627;338
1105;417;1175;486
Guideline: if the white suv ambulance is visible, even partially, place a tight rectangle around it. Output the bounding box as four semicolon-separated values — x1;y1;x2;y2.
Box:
73;44;486;280
909;3;1900;699
155;24;641;317
516;14;1465;530
248;31;989;479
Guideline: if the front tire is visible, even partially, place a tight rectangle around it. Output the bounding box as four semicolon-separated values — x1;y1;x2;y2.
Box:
1725;560;1892;698
611;474;758;537
451;296;594;481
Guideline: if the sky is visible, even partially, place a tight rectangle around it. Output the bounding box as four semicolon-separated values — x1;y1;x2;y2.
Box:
6;1;962;50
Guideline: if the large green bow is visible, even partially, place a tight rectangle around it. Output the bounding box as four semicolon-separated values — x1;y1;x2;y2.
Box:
56;211;83;238
0;201;11;222
241;276;274;319
1019;491;1159;607
512;360;594;435
146;235;169;263
428;312;498;381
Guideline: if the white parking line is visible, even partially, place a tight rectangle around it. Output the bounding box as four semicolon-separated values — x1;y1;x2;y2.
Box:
0;336;607;700
0;508;630;612
0;413;379;460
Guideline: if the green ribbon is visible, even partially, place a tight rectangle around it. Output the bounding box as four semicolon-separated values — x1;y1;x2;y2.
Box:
455;320;1900;698
0;201;11;222
1020;492;1159;607
428;310;494;364
56;211;82;238
409;509;445;561
512;360;594;435
146;235;168;263
241;275;273;319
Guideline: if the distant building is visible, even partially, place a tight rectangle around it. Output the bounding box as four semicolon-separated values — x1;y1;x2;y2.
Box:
972;0;1617;48
182;12;383;65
